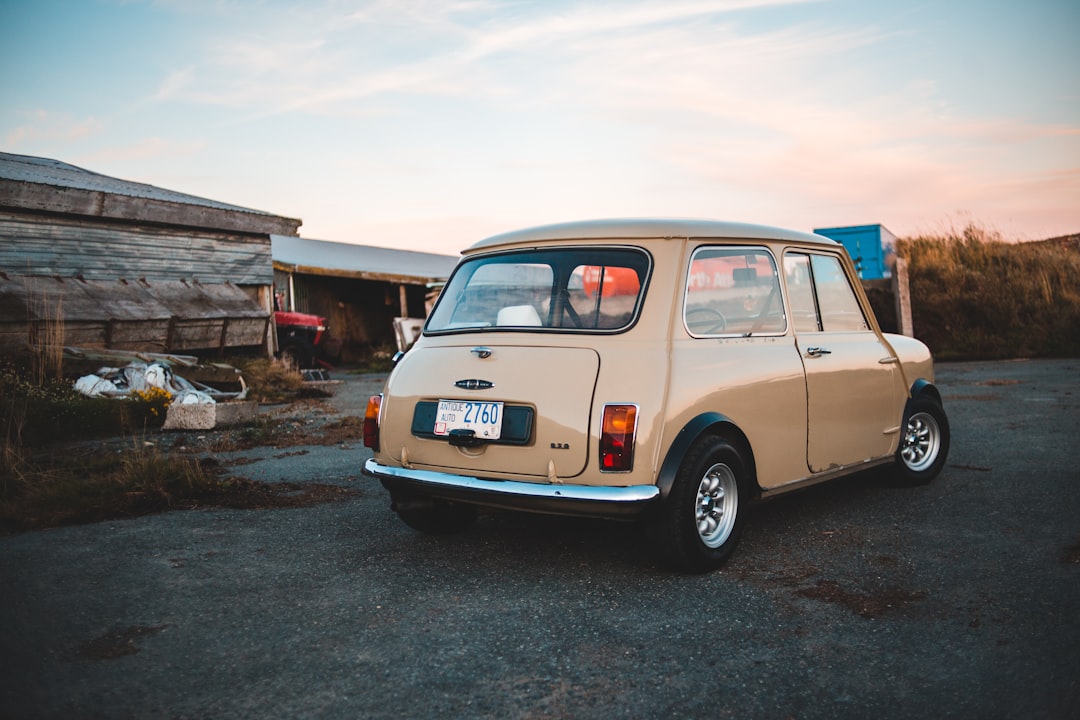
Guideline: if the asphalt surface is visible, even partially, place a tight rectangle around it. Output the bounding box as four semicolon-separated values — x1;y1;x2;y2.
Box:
2;359;1078;719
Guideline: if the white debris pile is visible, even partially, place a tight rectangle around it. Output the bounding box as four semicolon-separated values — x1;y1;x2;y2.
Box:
74;362;232;404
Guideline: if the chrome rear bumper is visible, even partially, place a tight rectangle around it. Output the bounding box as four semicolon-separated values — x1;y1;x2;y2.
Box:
362;458;659;519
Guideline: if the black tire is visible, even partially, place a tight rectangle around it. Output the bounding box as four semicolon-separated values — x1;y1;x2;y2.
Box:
281;338;316;369
392;494;478;535
649;435;749;572
893;394;950;485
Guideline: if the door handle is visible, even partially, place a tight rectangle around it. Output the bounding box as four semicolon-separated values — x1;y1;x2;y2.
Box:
806;347;832;357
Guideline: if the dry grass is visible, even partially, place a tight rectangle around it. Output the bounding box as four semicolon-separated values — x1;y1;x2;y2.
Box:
0;444;357;533
0;348;341;533
230;356;304;402
26;279;65;385
1;443;214;531
898;225;1080;359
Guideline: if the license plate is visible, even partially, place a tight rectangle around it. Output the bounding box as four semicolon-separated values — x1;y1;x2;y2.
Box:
434;400;503;440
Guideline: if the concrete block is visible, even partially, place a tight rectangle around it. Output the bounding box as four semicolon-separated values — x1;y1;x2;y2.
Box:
163;400;258;430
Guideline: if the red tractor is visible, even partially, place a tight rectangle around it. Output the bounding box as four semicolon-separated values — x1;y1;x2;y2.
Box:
273;310;331;369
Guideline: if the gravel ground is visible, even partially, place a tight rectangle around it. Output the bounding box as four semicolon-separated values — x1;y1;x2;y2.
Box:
1;360;1078;719
200;373;387;485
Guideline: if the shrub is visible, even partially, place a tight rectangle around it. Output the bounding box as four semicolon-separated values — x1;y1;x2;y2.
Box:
898;226;1080;360
229;356;303;402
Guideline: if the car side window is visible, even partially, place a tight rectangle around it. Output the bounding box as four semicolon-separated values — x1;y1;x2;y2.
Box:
684;247;785;336
783;254;820;333
785;252;868;333
810;254;869;332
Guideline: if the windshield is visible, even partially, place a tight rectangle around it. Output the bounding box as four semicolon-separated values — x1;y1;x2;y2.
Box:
427;247;651;334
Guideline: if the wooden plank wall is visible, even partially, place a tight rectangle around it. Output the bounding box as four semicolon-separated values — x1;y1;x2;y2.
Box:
0;212;272;286
0;275;269;354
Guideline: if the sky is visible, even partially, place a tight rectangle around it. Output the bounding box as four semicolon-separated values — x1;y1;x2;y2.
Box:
2;0;1078;255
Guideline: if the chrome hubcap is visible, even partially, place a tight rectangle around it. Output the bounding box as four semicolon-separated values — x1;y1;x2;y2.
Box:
901;411;941;472
695;463;738;548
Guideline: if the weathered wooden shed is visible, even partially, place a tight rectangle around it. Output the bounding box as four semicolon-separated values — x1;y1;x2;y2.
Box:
0;152;300;356
271;235;457;362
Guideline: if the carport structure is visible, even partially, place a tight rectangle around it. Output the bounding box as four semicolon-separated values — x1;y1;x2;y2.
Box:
271;235;457;362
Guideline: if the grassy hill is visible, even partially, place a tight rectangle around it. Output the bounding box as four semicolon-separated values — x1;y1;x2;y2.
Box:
897;226;1080;360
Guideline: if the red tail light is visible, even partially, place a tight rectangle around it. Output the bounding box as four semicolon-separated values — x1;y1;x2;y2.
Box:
363;394;383;451
600;404;638;472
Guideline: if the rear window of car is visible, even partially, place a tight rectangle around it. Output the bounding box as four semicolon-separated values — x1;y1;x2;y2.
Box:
426;247;651;334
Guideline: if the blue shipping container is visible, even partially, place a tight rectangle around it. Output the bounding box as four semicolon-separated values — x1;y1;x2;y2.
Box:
813;224;897;280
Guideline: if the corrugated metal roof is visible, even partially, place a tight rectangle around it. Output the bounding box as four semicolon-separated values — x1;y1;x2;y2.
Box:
0;152;273;216
272;235;458;283
0;152;301;236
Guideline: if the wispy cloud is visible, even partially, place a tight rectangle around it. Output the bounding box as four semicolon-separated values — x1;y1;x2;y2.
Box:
150;0;830;115
79;137;208;166
8;0;1074;245
4;111;104;147
455;0;824;59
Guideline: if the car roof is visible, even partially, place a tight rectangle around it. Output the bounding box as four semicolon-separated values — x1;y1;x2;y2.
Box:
467;218;839;252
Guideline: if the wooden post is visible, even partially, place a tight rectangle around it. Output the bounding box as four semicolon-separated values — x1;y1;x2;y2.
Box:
218;317;231;355
259;284;277;356
893;257;913;337
399;284;409;317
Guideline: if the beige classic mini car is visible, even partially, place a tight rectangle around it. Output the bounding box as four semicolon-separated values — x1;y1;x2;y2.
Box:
362;219;950;571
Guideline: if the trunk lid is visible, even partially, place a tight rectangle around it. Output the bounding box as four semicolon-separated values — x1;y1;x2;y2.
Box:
381;343;600;479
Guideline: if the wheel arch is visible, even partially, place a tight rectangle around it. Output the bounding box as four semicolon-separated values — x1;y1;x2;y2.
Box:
656;413;759;501
908;378;943;407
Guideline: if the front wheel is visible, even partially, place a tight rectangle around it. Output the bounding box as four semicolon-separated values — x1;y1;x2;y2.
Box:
281;338;316;369
894;395;950;485
649;436;749;572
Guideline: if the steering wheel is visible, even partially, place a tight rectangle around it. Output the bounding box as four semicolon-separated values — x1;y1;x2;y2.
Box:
686;307;727;334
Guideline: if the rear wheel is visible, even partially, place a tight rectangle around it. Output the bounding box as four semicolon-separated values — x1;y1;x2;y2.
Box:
650;436;749;572
392;494;478;535
894;395;950;485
